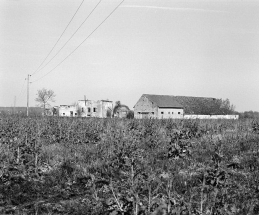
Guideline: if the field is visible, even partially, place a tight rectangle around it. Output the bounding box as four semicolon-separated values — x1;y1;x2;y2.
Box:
0;116;259;214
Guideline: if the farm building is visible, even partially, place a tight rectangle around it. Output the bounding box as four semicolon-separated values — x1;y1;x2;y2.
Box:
59;105;78;117
134;94;238;119
113;105;130;118
134;94;184;119
59;100;113;118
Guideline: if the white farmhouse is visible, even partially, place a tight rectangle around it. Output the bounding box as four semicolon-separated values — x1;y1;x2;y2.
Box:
58;99;113;118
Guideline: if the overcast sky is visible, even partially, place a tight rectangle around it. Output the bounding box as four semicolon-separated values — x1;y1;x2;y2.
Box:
1;0;259;111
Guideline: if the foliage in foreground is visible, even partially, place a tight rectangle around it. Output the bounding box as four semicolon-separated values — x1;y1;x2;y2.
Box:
0;117;259;214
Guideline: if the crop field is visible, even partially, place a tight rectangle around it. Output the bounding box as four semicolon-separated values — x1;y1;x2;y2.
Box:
0;116;259;215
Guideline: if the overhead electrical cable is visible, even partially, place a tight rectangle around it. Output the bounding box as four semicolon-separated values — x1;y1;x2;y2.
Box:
31;0;124;83
32;0;102;77
31;0;85;76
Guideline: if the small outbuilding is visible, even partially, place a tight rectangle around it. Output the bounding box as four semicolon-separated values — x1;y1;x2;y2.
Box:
114;105;130;118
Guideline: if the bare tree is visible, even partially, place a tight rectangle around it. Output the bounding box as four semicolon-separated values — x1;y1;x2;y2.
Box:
35;88;56;115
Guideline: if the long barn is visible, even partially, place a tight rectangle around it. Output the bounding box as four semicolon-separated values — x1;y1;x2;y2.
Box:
133;94;234;119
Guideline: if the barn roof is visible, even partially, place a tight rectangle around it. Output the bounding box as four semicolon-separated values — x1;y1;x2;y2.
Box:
142;94;219;114
171;96;218;114
143;94;183;108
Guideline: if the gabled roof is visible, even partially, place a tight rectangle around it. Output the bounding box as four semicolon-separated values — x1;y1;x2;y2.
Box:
117;105;130;111
143;94;183;108
113;104;130;114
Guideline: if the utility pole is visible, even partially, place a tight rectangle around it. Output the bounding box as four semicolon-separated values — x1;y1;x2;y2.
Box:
26;74;31;116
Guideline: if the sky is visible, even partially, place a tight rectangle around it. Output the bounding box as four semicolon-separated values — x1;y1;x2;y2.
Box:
1;0;259;112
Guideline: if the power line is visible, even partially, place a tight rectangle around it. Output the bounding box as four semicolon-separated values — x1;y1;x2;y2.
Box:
31;0;85;76
32;0;102;77
31;0;125;83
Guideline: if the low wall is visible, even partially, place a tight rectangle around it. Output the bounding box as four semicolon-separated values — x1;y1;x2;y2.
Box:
184;115;239;119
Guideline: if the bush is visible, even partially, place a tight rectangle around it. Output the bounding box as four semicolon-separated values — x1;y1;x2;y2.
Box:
126;110;134;119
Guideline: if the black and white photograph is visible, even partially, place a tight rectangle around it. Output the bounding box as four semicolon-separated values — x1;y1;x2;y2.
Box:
0;0;259;214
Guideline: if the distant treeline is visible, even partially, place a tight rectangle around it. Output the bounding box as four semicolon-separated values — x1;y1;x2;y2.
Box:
238;111;259;119
173;97;236;115
0;107;43;116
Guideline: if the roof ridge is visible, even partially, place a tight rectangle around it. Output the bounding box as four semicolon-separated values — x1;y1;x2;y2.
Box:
143;94;215;99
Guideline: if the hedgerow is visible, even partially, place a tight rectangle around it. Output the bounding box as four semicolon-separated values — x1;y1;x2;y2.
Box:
0;116;258;214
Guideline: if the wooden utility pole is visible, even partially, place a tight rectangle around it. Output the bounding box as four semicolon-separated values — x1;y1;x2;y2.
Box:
26;74;31;116
84;95;87;106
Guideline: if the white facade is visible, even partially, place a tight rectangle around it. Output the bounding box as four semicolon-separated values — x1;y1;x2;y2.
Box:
158;108;184;119
58;100;113;118
77;100;113;118
59;105;78;117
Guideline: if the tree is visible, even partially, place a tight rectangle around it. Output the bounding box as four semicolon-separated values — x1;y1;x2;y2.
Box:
219;98;235;114
35;88;56;115
113;101;121;117
126;110;134;119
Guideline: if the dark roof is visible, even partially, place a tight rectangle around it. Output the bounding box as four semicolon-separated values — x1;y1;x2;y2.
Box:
142;94;223;114
101;100;113;102
143;94;183;108
117;105;130;111
113;104;130;113
172;96;218;114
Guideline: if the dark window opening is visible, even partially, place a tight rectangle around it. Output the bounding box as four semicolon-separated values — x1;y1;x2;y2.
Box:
82;108;84;112
75;113;77;116
63;113;65;116
161;112;164;114
93;108;96;112
168;112;170;114
178;112;181;114
88;108;91;113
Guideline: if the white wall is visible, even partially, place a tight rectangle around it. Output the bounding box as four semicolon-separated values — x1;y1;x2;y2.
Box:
158;108;184;119
184;115;239;119
59;106;77;117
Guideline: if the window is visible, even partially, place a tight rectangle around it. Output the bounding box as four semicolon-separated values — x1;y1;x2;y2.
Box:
88;107;91;113
161;112;164;114
75;113;77;116
82;108;84;112
63;113;65;116
93;108;96;112
168;112;170;114
152;112;154;114
172;112;174;114
178;112;181;114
